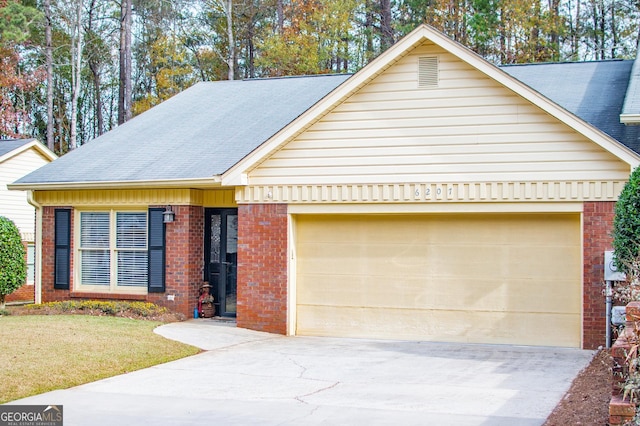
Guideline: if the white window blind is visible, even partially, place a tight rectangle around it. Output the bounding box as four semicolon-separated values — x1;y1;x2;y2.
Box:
78;211;148;290
80;212;110;286
116;213;148;287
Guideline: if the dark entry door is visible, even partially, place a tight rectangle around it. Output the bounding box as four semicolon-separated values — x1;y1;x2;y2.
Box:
204;209;238;317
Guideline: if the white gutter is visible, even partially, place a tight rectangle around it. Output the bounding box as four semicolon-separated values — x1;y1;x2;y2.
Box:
26;191;42;305
8;176;223;191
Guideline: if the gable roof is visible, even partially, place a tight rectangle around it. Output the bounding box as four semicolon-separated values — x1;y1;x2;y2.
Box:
11;25;640;190
12;75;350;189
0;138;56;164
222;25;640;185
621;55;640;124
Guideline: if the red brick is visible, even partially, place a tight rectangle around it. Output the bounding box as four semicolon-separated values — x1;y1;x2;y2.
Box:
236;204;287;334
583;201;615;349
40;205;203;318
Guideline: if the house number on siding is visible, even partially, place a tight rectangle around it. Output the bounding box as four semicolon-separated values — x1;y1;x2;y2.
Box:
417;186;453;198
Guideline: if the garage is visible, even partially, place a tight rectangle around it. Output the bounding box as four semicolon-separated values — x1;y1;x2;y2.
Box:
295;213;582;347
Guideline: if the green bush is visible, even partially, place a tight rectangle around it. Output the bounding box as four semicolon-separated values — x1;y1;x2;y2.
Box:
0;216;26;309
614;165;640;277
25;300;169;318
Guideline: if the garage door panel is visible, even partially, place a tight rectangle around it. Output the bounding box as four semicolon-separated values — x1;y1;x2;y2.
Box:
295;213;581;347
297;305;580;347
298;275;580;313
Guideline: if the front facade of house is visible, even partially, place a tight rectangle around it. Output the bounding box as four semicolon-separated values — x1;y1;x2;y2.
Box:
14;26;640;349
0;139;56;304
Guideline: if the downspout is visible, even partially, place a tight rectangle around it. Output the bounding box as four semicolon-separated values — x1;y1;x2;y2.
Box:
26;191;42;304
606;280;612;349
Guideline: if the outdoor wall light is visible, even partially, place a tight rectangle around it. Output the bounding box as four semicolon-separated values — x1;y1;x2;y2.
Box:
163;206;175;223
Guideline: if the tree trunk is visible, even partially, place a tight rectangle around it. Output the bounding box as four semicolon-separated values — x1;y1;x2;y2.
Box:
87;0;103;136
365;0;374;63
118;0;132;125
277;0;284;34
44;0;54;152
611;0;618;58
225;0;235;80
379;0;393;51
70;0;83;150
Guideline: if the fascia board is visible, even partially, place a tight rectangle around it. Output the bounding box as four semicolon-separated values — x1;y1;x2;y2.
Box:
8;176;223;191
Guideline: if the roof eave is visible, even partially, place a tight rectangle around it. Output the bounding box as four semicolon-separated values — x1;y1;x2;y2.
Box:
620;114;640;125
8;176;223;191
222;25;640;183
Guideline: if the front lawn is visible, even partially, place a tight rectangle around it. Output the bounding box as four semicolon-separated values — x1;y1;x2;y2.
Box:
0;315;200;403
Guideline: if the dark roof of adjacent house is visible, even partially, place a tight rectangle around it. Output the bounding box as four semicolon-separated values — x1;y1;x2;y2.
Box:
0;138;36;158
621;56;640;121
14;75;350;185
502;59;640;153
12;58;639;186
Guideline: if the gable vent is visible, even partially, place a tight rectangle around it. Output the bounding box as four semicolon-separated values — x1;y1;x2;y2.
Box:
418;56;438;89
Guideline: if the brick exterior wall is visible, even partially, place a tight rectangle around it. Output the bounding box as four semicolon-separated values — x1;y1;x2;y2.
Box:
583;201;616;349
236;204;288;334
147;205;204;316
39;205;204;318
41;206;73;303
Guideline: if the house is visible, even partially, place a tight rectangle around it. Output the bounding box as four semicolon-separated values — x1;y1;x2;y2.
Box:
10;25;640;349
0;138;56;303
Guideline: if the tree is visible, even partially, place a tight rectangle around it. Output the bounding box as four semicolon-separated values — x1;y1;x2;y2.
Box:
0;216;26;310
613;166;640;295
44;0;54;150
118;0;132;124
0;0;43;138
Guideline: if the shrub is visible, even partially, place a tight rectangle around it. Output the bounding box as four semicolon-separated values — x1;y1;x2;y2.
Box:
0;216;26;309
24;300;169;318
614;165;640;281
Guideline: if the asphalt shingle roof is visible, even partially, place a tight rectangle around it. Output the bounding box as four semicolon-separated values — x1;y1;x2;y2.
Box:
622;56;640;118
0;138;35;158
502;59;640;153
14;75;350;185
13;59;640;186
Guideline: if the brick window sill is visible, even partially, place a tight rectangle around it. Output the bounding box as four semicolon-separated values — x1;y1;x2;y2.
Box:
70;292;147;301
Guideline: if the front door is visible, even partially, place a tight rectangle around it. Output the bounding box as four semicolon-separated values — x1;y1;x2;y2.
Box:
204;209;238;317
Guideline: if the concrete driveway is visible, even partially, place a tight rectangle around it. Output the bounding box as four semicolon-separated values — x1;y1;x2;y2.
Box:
11;320;594;425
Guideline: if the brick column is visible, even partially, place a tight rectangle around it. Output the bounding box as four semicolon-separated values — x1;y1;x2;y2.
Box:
237;204;288;334
583;201;616;349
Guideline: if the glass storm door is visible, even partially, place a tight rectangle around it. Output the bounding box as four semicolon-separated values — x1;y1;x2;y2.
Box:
205;209;238;317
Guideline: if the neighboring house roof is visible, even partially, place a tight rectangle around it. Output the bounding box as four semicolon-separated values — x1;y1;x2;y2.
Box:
621;55;640;124
0;138;56;164
10;25;640;190
502;60;640;153
11;75;350;189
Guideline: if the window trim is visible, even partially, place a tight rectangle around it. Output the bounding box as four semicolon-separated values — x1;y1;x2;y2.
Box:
74;208;149;295
26;243;35;285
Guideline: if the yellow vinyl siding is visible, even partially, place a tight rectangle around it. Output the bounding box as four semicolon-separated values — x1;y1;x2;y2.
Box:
249;41;629;186
295;213;582;347
34;188;236;207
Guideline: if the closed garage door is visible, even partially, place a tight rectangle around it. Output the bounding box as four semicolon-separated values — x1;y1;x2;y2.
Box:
295;213;581;347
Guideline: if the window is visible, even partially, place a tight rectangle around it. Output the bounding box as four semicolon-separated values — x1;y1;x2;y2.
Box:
77;210;148;293
26;244;35;285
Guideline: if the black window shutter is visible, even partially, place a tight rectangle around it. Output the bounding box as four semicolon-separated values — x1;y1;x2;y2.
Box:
54;209;71;290
148;208;166;293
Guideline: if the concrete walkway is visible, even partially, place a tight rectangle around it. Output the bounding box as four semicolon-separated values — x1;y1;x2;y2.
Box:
11;320;594;425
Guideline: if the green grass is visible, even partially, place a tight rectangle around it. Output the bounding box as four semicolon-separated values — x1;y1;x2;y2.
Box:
0;315;200;403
